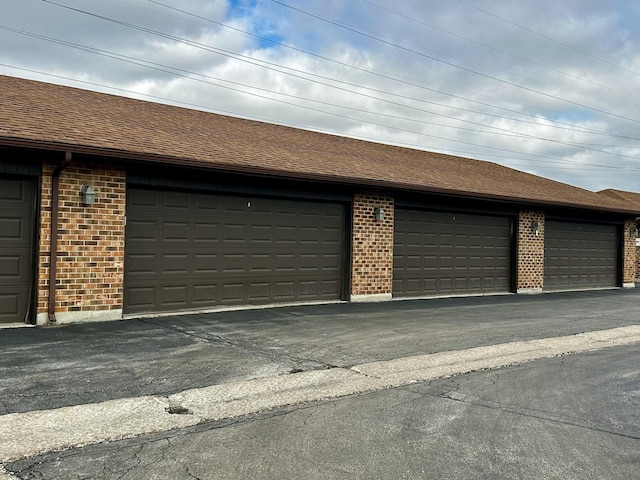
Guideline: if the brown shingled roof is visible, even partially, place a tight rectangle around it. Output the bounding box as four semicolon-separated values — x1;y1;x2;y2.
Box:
1;74;638;215
598;189;640;212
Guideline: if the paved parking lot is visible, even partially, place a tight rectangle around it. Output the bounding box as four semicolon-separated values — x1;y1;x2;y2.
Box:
1;289;640;479
4;342;640;479
1;289;639;414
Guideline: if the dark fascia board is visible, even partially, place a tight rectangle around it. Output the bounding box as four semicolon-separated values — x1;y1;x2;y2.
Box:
545;210;629;226
3;137;639;217
125;161;355;203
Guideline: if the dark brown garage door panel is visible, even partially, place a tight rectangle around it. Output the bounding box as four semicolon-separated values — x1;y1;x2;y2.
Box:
544;220;617;290
124;188;344;313
0;177;35;323
393;210;511;297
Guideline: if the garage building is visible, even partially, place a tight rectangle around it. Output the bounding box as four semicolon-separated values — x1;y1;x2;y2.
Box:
0;75;637;325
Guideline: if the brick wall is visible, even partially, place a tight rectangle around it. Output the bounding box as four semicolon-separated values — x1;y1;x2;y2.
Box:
350;193;394;300
623;218;637;285
517;210;545;292
37;165;52;317
37;161;126;324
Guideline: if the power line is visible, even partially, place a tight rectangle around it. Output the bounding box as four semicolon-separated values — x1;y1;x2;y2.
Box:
271;0;640;125
360;0;640;103
456;0;640;78
22;5;640;161
3;1;637;176
39;0;640;142
3;61;637;174
148;0;640;142
36;0;640;148
3;24;544;142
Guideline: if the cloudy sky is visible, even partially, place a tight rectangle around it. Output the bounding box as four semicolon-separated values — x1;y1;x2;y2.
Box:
2;0;640;192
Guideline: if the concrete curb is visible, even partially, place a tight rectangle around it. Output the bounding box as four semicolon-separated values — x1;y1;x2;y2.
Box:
352;325;640;384
1;324;639;463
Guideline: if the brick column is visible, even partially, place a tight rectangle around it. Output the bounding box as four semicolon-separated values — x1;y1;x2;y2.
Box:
517;210;545;293
350;193;394;302
37;161;126;324
623;218;637;287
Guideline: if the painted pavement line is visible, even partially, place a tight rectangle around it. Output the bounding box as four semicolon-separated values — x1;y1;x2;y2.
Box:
1;325;640;464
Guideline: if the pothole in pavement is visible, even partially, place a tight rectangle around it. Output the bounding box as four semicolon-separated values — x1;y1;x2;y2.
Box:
166;405;192;415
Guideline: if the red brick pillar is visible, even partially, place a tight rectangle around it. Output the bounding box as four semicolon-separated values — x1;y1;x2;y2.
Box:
37;161;126;324
350;193;394;302
517;210;545;293
623;218;637;287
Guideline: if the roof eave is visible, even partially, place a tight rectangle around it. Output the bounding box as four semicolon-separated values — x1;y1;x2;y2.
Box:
3;137;639;216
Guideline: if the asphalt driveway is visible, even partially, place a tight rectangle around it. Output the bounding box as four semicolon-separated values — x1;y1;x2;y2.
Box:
6;343;640;480
1;289;640;414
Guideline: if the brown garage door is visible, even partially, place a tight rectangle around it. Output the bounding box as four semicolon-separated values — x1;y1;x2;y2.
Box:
0;177;35;323
394;209;512;297
124;188;345;314
544;220;617;291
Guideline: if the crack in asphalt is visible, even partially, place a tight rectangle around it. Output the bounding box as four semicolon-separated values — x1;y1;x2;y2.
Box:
137;318;340;372
4;403;324;479
137;318;240;347
3;324;640;477
113;443;144;480
437;391;640;440
399;372;640;443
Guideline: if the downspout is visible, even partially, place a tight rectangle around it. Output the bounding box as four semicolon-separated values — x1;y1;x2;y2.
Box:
48;152;72;323
633;217;640;286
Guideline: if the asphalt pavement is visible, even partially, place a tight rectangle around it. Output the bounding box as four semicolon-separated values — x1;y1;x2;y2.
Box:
2;289;640;414
5;343;640;479
1;289;640;478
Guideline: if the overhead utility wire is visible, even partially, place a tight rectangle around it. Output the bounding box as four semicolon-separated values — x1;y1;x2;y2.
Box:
0;25;545;144
150;0;613;115
30;3;621;148
41;1;640;143
148;1;640;142
0;63;244;115
456;0;640;78
11;24;630;158
32;4;640;163
360;0;640;103
149;0;638;141
31;5;640;166
7;25;636;169
272;0;640;125
29;7;581;144
34;3;640;156
3;54;623;171
5;62;638;173
151;0;630;113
